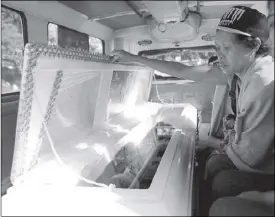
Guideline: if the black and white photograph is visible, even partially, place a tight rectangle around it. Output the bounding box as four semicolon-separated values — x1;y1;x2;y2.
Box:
1;1;274;216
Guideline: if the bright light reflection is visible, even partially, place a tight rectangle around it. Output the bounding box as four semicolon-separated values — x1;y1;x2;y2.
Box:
123;103;160;121
131;121;154;147
108;103;125;114
55;107;74;127
13;84;19;91
109;124;130;133
115;118;154;149
175;56;181;62
3;188;139;216
92;143;111;163
76;143;89;150
180;104;197;126
18;161;80;186
125;84;138;108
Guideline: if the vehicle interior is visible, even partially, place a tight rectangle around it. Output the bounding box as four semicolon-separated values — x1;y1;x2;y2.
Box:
1;1;270;216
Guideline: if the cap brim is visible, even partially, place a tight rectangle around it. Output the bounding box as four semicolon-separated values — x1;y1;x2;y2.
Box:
216;26;251;37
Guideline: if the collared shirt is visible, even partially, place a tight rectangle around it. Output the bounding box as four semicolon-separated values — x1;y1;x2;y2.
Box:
224;73;241;115
225;55;274;174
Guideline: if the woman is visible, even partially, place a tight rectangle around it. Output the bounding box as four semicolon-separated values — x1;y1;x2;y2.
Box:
210;1;274;216
110;5;274;177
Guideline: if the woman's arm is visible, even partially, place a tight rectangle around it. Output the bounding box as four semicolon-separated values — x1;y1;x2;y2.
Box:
110;50;228;85
196;136;223;151
238;191;274;206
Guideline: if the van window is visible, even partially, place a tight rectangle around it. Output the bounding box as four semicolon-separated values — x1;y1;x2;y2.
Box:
48;23;104;54
1;6;27;94
139;47;216;80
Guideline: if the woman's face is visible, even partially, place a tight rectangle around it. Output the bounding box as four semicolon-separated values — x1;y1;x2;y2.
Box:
215;30;252;74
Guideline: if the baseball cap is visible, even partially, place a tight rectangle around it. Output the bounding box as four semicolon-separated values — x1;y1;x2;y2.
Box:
217;6;270;43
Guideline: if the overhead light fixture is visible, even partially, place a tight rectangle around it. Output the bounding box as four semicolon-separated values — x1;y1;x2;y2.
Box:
137;40;153;46
201;34;215;41
158;23;167;33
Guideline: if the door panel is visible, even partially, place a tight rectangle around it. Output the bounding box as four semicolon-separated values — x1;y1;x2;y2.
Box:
1;93;19;195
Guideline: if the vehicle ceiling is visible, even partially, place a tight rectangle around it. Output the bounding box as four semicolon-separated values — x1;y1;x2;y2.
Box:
59;1;264;30
2;1;267;49
57;1;267;49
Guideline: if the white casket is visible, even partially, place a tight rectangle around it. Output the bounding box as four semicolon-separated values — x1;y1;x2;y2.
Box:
2;43;197;216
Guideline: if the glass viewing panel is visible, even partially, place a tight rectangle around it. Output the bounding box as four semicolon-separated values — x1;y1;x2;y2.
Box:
78;122;175;189
107;70;136;120
11;43;155;189
22;74;102;185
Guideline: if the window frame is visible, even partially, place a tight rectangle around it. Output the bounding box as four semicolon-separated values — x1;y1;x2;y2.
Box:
1;5;28;96
47;22;105;54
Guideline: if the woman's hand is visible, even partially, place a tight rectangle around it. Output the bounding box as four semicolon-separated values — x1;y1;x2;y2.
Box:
109;49;135;63
196;136;222;151
238;191;263;201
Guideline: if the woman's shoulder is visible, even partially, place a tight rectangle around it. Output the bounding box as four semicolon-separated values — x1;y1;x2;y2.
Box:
240;56;274;107
251;55;274;83
244;56;274;93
